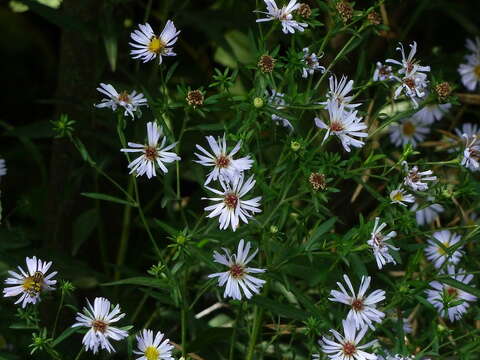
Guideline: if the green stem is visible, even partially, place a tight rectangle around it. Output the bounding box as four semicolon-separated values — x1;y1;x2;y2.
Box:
245;305;264;360
115;179;134;280
181;303;188;358
229;306;242;360
74;348;84;360
52;290;65;338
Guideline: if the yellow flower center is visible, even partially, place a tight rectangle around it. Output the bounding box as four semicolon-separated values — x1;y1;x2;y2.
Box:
22;271;44;296
117;91;131;103
148;37;166;54
145;346;160;360
437;241;450;255
475;65;480;78
392;192;403;202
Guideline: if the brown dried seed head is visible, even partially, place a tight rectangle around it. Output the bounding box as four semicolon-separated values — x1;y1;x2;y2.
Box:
367;11;381;25
297;3;312;18
186;90;204;106
336;1;353;23
309;173;326;191
435;82;452;100
258;55;276;73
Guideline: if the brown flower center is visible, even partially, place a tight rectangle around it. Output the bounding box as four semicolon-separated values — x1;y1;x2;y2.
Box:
351;298;364;311
224;193;238;209
305;55;315;67
229;264;245;279
145;146;158;161
331;121;344;132
379;66;390;76
92;320;108;333
475;65;480;78
186;90;204;106
309;173;326;191
215;155;231;168
446;287;458;298
402;121;416;136
403;77;416;89
342;342;356;356
117;91;131;103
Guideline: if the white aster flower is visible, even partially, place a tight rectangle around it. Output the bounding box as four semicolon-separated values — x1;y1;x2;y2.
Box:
194;134;253;185
390;188;415;206
134;329;174;360
389;117;430;148
208;239;266;300
72;297;128;354
367;217;398;270
3;256;57;308
461;134;480;171
301;48;325;78
129;21;180;64
266;89;293;131
424;230;463;269
0;158;6;177
120;122;180;179
426;265;477;322
386;41;431;78
402;162;436;191
454;123;479;144
314;101;368;152
320;318;377;360
95;83;148;119
413;103;451;124
322;75;361;110
255;0;307;34
391;72;429;108
202;174;262;231
329;274;386;330
458;37;480;91
373;62;392;81
410;200;444;226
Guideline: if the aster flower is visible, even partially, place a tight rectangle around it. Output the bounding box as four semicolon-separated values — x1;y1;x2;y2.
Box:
301;48;325;78
373;62;392;82
314;101;368;152
72;297;128;354
0;159;6;177
208;239;266;300
458;37;480;91
322;75;361;110
129;21;180;64
95;83;148;119
367;217;398;269
134;329;174;360
426;266;477;322
202;174;262;231
461;134;480;172
255;0;308;34
120;122;181;179
454;123;479;143
402;162;436;191
390;188;415;206
329;274;386;330
389;117;430;148
391;72;429;108
320;319;377;360
410;200;444;226
424;230;463;269
386;41;431;77
413;103;451;124
3;256;57;308
194;134;253;185
266;89;293;131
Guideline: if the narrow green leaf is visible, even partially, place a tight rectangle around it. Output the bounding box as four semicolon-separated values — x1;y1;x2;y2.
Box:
81;192;136;207
72;208;98;256
440;278;480;298
52;327;81;347
102;277;169;289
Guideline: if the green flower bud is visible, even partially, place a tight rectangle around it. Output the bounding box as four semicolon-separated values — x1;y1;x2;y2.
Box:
253;97;264;108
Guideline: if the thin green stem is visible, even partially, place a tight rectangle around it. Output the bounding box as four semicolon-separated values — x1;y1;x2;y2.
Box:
51;290;65;338
229;305;242;360
245;305;264;360
74;348;84;360
115;179;134;280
